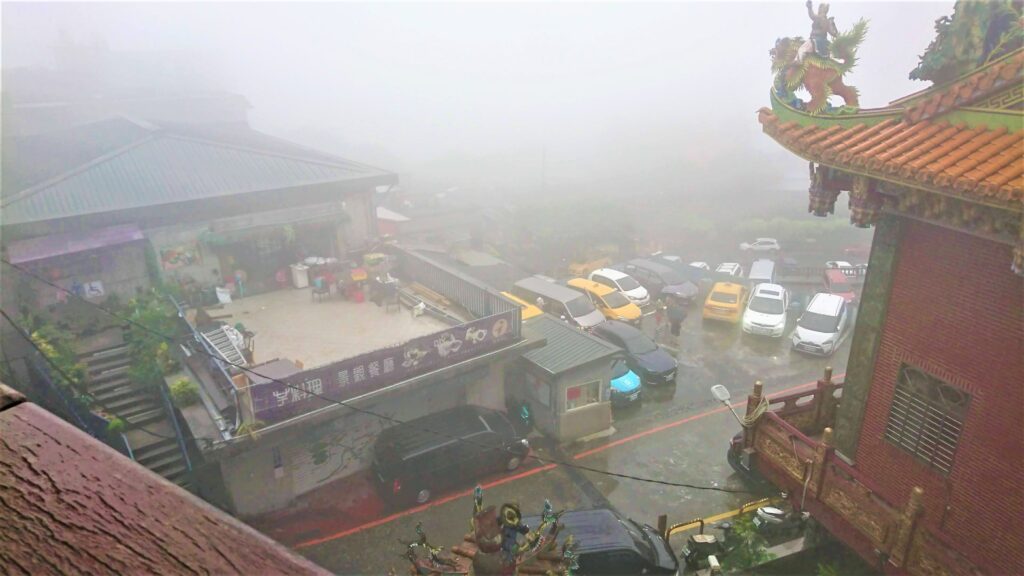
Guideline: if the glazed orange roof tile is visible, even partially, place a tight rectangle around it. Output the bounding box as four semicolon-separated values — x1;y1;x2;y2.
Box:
759;110;1024;206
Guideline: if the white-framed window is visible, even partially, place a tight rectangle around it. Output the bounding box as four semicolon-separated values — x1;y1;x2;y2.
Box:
566;380;600;411
884;365;969;475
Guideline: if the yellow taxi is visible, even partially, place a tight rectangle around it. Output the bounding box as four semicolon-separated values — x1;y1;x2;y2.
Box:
500;292;543;321
702;282;748;323
565;278;642;323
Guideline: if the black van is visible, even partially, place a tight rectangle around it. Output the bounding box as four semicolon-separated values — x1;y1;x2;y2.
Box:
373;405;530;506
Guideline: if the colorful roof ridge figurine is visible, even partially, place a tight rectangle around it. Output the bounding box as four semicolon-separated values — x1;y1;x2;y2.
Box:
771;3;868;114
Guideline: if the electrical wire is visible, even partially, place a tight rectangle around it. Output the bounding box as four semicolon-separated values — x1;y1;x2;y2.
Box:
0;309;178;441
2;258;760;494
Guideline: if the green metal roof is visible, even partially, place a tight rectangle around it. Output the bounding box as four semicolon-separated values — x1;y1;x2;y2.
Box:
2;119;395;226
522;315;619;375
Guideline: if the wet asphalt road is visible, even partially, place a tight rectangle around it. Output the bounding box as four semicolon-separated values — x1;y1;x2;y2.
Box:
297;299;852;574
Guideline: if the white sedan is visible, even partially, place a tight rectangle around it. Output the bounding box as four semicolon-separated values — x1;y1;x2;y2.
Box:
740;238;781;252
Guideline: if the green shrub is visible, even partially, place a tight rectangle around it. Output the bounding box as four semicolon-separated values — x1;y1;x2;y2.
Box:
170;378;200;407
107;417;127;435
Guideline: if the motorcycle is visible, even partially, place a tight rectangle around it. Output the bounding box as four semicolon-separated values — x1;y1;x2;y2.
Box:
681;521;736;572
752;503;808;541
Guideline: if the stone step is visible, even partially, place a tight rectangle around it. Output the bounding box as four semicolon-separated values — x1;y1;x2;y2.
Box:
79;344;132;364
100;394;156;416
144;450;188;476
124;407;165;427
132;437;180;460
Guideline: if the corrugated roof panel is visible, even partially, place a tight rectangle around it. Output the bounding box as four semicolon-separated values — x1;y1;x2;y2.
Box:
4;136;392;226
522;315;619;375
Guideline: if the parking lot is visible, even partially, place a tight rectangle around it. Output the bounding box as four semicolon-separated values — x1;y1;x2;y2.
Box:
283;302;852;573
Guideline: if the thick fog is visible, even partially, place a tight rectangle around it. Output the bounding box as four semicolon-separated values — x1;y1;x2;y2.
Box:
3;2;950;203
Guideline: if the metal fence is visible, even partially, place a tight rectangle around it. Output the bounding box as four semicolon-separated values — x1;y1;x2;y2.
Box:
168;294;239;427
394;248;522;339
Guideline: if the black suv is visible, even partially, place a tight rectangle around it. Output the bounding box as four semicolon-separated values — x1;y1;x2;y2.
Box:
373;405;530;506
523;508;678;575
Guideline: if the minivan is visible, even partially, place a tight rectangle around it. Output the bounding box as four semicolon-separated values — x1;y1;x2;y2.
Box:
615;259;699;304
522;508;678;575
747;259;776;286
791;293;850;356
373;405;530;506
566;278;642;324
823;269;857;304
512;276;607;329
589;268;650;307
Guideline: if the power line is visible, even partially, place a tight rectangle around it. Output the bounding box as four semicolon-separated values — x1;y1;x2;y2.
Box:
1;259;759;495
0;308;177;441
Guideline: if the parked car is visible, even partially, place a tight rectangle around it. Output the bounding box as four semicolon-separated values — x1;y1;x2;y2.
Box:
742;283;789;337
512;276;606;329
591;321;678;386
740;237;781;252
614;259;699;304
823;269;857;304
690;261;711;271
500;291;543;321
716;262;744;277
747;259;776;286
522;508;678;575
610;359;642;407
566;278;642;324
589;268;650;307
373;405;530;506
702;282;748;323
791;293;850;356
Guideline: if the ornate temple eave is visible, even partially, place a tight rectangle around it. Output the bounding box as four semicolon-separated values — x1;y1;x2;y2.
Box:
759;107;1024;214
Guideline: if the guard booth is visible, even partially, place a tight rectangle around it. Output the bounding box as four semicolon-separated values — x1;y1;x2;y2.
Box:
509;315;617;442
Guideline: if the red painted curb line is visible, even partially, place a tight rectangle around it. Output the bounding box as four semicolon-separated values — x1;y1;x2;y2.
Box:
294;373;843;548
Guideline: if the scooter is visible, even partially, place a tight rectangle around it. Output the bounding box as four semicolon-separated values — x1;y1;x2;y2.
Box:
752;503;809;541
681;521;736;572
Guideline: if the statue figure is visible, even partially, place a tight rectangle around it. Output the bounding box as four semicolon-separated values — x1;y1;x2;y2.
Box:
771;9;869;114
798;1;839;61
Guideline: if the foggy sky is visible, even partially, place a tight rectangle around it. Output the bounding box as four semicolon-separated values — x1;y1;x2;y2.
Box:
3;2;951;196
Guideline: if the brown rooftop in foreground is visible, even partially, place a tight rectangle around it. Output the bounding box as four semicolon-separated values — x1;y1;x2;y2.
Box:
0;383;329;575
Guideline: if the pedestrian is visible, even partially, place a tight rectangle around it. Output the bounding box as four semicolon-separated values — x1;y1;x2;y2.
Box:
667;297;686;337
654;297;667;338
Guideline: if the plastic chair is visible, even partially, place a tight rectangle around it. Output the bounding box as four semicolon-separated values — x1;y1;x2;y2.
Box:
311;277;331;302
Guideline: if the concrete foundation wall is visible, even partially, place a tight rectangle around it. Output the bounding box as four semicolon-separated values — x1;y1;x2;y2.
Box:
221;362;510;516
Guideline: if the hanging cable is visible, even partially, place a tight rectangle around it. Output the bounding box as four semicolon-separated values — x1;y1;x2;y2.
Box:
2;259;762;494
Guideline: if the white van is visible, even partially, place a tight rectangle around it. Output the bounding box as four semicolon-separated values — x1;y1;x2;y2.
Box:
791;293;850;356
748;259;776;286
589;268;650;307
512;276;607;329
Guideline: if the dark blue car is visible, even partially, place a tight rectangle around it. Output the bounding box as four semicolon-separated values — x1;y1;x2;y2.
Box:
591;321;678;386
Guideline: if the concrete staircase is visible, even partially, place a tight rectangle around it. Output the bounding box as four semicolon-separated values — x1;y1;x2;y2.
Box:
77;330;192;490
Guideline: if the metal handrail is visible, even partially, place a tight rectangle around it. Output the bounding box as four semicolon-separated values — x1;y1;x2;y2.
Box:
156;375;193;473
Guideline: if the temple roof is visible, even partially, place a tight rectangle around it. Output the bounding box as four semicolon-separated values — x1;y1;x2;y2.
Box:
758;110;1023;208
759;47;1024;211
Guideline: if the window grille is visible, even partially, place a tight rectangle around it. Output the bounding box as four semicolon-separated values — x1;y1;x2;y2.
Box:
884;365;969;474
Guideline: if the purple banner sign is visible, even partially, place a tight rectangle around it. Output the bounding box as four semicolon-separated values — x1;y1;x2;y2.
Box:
250;310;517;423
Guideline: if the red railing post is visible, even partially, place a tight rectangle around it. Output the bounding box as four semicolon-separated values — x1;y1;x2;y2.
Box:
813;366;834;432
743;380;764;448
